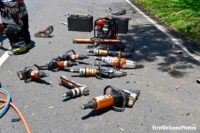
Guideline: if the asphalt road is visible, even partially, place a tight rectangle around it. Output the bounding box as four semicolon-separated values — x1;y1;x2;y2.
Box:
0;0;200;133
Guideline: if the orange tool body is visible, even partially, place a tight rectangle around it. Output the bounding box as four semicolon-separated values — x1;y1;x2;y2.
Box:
17;65;48;83
56;49;89;62
0;23;4;35
73;38;123;44
79;68;97;76
82;86;140;112
59;76;89;101
69;55;82;60
56;61;69;69
90;94;115;110
36;59;78;71
95;56;139;69
67;65;127;78
87;49;133;58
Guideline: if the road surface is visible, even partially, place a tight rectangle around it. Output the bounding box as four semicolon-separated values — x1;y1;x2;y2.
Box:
0;0;199;132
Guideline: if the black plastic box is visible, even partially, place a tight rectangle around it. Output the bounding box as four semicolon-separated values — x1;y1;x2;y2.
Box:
114;17;130;34
68;14;93;32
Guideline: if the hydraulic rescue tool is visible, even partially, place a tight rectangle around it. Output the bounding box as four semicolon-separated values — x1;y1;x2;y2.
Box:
87;49;132;58
17;65;48;83
55;49;89;61
95;56;141;69
36;58;78;71
66;64;127;78
82;85;140;112
73;38;124;45
73;17;125;47
94;17;118;39
59;76;89;101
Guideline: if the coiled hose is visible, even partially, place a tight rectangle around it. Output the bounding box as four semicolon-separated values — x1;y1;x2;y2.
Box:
0;87;31;133
0;87;11;117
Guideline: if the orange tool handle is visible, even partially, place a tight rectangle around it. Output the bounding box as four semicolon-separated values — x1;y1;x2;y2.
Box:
59;77;77;89
99;50;108;56
73;38;123;44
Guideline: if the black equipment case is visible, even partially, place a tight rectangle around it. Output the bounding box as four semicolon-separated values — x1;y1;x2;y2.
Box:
68;14;93;32
113;17;130;34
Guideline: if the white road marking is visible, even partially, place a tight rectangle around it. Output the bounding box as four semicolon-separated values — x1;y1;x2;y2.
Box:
125;0;200;62
0;51;10;66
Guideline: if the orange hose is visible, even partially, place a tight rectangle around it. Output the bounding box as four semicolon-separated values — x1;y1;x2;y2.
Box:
0;94;7;109
0;103;5;109
0;91;31;133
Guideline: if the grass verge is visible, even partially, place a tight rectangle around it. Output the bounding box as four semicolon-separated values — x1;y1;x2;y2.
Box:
133;0;200;47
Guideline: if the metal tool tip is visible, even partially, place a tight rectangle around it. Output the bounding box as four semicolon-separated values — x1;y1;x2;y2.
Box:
73;39;76;43
123;72;127;76
81;105;86;110
94;57;101;60
62;93;67;97
45;73;49;77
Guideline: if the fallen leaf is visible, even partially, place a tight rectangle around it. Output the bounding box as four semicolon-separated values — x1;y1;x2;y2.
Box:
31;113;35;117
186;113;190;116
24;105;28;109
168;65;175;74
176;85;180;90
48;106;54;109
120;127;125;131
60;22;68;26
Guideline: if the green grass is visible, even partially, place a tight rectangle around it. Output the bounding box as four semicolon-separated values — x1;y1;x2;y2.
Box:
134;0;200;46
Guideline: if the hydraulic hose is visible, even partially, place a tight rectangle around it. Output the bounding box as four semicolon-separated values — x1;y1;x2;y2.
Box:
0;88;11;117
0;90;31;133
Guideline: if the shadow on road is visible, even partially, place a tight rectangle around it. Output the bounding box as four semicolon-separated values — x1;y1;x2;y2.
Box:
29;79;51;85
120;24;200;78
81;108;111;120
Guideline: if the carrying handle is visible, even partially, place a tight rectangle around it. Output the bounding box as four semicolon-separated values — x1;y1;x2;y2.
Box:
103;85;126;112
